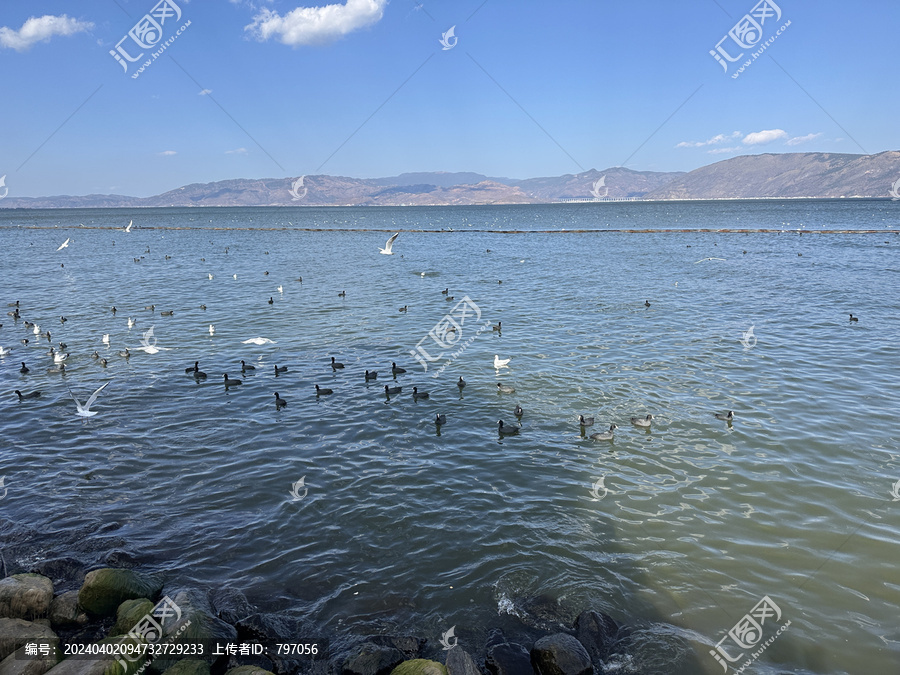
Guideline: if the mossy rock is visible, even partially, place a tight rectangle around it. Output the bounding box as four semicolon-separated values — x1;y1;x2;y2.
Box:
389;660;448;675
78;570;162;618
40;635;144;675
109;599;154;637
0;574;54;621
160;660;211;675
48;591;88;629
0;618;57;662
223;667;274;675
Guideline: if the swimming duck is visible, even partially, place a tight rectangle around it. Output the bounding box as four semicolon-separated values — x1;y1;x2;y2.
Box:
223;373;242;386
391;362;406;375
714;411;735;421
435;413;446;425
331;357;345;369
497;383;515;394
241;360;256;372
413;386;429;400
497;420;519;435
631;414;654;427
457;377;466;388
579;415;595;427
365;370;378;381
315;384;333;395
590;424;617;441
15;390;41;400
384;385;402;395
274;392;287;408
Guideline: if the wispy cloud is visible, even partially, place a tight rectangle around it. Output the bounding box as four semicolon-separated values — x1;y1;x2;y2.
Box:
0;15;93;52
785;132;822;146
157;150;178;156
707;146;742;155
225;147;248;154
245;0;387;47
198;88;213;95
676;131;741;148
742;129;788;145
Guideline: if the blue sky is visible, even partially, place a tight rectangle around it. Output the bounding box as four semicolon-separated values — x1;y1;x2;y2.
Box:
1;0;898;197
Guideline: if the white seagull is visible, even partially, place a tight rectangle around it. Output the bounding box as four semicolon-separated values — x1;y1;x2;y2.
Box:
379;232;399;255
242;337;275;345
494;354;511;368
209;324;215;336
124;220;133;233
0;346;10;356
102;334;110;346
57;238;70;251
208;273;213;280
67;381;110;418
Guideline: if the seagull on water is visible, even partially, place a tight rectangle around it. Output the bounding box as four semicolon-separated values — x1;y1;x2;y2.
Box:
67;381;110;418
209;324;215;336
57;238;70;251
0;346;10;356
379;232;399;255
494;355;511;368
243;337;275;345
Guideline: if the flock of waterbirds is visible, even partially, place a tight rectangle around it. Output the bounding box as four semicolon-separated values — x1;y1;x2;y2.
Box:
3;230;745;435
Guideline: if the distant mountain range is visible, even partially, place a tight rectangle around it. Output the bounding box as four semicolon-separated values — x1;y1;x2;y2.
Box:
2;151;898;209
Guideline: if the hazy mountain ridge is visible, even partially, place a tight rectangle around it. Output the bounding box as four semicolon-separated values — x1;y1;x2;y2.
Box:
2;151;898;209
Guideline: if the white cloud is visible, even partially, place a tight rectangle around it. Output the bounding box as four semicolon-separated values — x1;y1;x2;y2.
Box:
742;129;788;145
225;148;248;154
0;14;93;52
707;146;742;155
785;132;822;146
198;88;213;95
676;131;741;148
158;150;178;156
245;0;387;46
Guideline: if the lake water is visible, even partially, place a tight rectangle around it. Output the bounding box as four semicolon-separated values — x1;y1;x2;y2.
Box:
1;201;898;674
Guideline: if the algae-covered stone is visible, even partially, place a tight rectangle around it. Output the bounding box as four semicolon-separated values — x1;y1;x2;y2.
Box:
78;569;163;618
0;619;57;662
161;660;211;675
445;648;480;675
0;641;62;675
0;575;54;621
389;660;448;675
223;668;274;675
47;592;88;629
110;599;154;637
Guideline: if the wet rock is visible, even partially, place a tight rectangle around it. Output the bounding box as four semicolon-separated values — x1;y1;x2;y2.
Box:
77;569;163;617
209;588;255;626
342;642;404;675
484;630;532;675
110;598;154;636
224;667;275;675
389;660;448;675
367;637;425;660
0;641;61;675
42;636;144;675
573;611;620;664
530;634;592;675
0;619;57;661
445;647;481;675
151;590;238;672
103;551;140;568
0;574;54;621
47;592;88;629
161;661;211;675
27;560;85;594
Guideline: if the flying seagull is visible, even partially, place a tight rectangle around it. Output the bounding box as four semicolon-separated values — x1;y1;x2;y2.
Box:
379;232;399;255
124;220;133;233
67;381;110;418
57;238;71;251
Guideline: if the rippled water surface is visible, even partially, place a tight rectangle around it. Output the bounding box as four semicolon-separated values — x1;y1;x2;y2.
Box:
1;202;899;674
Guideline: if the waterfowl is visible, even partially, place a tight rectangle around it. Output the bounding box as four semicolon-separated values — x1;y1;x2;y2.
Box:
645;300;651;307
67;381;110;418
274;365;288;374
241;360;256;372
47;364;66;375
315;385;333;395
446;296;455;301
493;321;501;331
579;415;595;427
127;317;136;328
338;291;346;297
331;357;345;369
590;424;617;441
33;324;40;335
493;355;511;368
379;232;399;255
20;339;28;345
497;420;519;435
111;306;117;313
53;352;69;364
145;305;155;311
384;385;402;395
185;361;200;373
514;404;523;418
223;373;242;386
192;366;206;379
457;377;466;388
268;297;274;304
365;370;378;381
15;390;41;400
102;334;110;345
412;386;429;400
391;362;406;375
631;414;654;427
58;343;67;351
209;324;215;336
60;316;67;323
398;305;408;312
435;413;447;425
849;314;858;322
200;304;207;310
100;358;108;367
0;346;10;356
20;362;29;374
119;349;130;359
714;410;735;421
160;310;174;316
441;288;449;294
497;383;515;394
274;392;287;408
